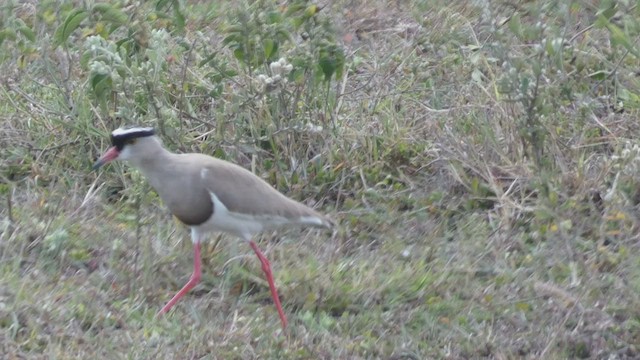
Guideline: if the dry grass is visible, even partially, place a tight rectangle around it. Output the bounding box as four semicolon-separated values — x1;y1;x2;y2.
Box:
1;0;640;359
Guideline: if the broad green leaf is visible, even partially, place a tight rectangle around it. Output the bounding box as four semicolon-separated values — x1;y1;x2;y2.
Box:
471;177;479;193
318;55;336;81
222;34;241;46
91;73;112;98
508;13;522;38
205;71;222;82
318;45;345;81
233;48;245;61
223;24;245;34
0;28;17;46
596;0;617;20
594;14;610;28
177;38;191;50
291;68;305;84
223;69;238;77
199;52;218;67
79;50;92;68
208;84;223;98
54;9;88;47
156;0;171;10
292;17;304;29
265;11;282;24
15;19;35;42
213;147;227;159
304;5;319;18
92;3;128;26
275;28;293;43
618;88;640;108
18;26;36;42
263;38;277;59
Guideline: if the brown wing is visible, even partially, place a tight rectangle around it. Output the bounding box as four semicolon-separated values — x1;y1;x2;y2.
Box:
192;154;329;224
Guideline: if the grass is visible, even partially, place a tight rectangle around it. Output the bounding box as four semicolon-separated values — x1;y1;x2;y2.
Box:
2;0;640;358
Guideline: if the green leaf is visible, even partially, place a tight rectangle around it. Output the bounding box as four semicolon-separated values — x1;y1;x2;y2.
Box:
587;70;608;80
618;88;640;109
223;24;245;35
224;69;238;77
304;5;319;19
265;11;282;24
205;71;223;82
17;26;36;42
508;13;522;38
156;0;171;10
596;0;617;20
292;17;305;30
199;52;218;67
318;55;336;81
275;28;293;44
173;5;186;32
607;23;639;56
285;3;306;16
92;3;128;26
291;68;305;84
15;19;35;42
318;45;345;81
207;83;223;98
594;15;610;29
79;50;92;68
53;9;88;47
90;73;113;98
263;38;277;60
471;177;479;193
0;28;17;46
515;302;531;312
222;34;241;46
233;48;245;61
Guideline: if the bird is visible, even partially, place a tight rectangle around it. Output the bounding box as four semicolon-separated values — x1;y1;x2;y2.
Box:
93;126;333;330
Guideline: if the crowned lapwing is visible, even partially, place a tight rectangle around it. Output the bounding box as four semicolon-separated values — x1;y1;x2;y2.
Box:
94;127;332;330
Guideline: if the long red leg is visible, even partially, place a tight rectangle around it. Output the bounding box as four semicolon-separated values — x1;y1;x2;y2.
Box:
158;242;202;315
249;240;288;330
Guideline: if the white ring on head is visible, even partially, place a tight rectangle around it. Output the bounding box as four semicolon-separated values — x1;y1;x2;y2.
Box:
112;127;154;136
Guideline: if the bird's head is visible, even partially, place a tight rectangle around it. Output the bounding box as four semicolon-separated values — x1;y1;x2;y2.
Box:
93;126;157;170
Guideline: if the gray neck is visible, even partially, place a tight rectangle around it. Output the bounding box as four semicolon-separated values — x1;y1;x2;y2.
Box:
127;137;175;181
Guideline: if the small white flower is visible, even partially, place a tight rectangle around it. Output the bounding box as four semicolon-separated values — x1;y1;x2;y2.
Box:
270;61;282;75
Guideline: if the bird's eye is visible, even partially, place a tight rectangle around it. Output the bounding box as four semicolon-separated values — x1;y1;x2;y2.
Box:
126;138;137;145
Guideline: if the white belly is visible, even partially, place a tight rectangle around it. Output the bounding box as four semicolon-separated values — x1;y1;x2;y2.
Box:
193;192;290;241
